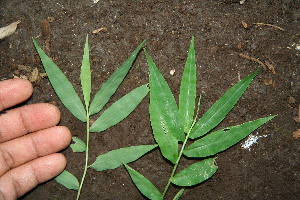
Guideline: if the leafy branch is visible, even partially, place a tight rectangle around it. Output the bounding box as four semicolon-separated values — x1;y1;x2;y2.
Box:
124;36;275;199
33;36;157;200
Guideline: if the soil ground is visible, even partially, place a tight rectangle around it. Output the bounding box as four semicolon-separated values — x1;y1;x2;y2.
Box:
0;0;299;199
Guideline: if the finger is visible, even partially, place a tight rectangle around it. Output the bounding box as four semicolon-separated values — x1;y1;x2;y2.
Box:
0;103;61;143
0;79;33;111
0;126;71;177
0;153;67;200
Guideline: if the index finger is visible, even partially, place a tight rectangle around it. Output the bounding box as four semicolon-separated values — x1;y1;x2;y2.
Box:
0;79;33;111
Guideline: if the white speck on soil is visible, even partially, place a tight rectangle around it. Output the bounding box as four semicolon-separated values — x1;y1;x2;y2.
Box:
241;132;269;151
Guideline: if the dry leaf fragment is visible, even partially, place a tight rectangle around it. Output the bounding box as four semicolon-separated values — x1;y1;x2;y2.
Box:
241;20;248;29
29;67;39;82
92;27;108;34
292;129;300;139
0;20;21;40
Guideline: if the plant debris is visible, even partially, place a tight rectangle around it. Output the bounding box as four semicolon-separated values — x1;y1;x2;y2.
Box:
92;27;108;34
292;129;300;139
0;20;21;40
239;53;266;69
253;23;285;31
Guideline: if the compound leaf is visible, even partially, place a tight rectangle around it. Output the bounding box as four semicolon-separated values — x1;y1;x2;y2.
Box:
55;170;79;191
90;145;158;171
90;84;149;132
189;69;259;139
179;36;197;133
80;35;91;110
89;40;146;116
171;158;217;187
125;164;162;200
33;39;86;122
184;115;275;157
70;137;86;153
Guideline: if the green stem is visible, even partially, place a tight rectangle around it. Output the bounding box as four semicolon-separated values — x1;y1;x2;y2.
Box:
161;135;189;198
162;98;200;199
76;112;90;200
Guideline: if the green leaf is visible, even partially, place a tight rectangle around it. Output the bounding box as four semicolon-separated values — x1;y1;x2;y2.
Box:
33;39;86;122
146;50;184;142
125;164;162;200
70;137;86;152
55;170;79;191
171;158;217;186
184;115;275;157
173;189;185;200
89;40;146;116
80;35;91;110
179;36;197;133
189;69;259;139
90;84;149;132
90;145;158;171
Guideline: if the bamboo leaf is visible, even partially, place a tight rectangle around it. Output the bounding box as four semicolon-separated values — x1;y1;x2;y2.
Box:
184;115;275;157
89;40;146;116
189;69;259;139
90;145;158;171
171;158;217;186
70;137;86;152
179;36;197;133
80;35;91;110
33;39;86;122
125;164;162;200
55;170;79;191
150;100;179;164
90;84;149;132
173;189;185;200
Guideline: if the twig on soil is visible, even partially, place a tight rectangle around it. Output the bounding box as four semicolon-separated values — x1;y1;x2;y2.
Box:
253;23;285;31
238;53;266;69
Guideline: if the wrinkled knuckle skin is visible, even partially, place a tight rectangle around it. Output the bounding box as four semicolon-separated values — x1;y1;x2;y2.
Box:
0;148;14;173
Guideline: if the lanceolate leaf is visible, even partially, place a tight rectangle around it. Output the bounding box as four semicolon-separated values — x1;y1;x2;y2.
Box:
80;35;91;110
150;100;179;164
184;115;275;157
189;69;259;139
125;164;162;200
171;158;217;187
89;40;146;116
55;170;79;191
145;50;184;142
33;40;86;122
90;84;149;132
179;36;197;133
90;145;158;171
70;137;86;152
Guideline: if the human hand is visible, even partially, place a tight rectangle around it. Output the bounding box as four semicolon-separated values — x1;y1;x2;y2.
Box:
0;79;71;200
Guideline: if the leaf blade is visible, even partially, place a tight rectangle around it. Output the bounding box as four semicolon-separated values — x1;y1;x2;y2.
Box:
189;69;259;139
146;50;184;142
179;36;197;133
90;145;158;171
33;39;86;122
70;137;86;152
80;35;91;110
171;158;217;187
184;115;276;157
55;170;79;191
125;164;162;200
89;40;146;116
90;84;149;132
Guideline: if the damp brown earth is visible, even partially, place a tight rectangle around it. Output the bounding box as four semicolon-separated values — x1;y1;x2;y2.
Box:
0;0;299;199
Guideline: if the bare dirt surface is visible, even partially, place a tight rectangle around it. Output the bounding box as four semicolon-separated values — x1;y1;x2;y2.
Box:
0;0;299;199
